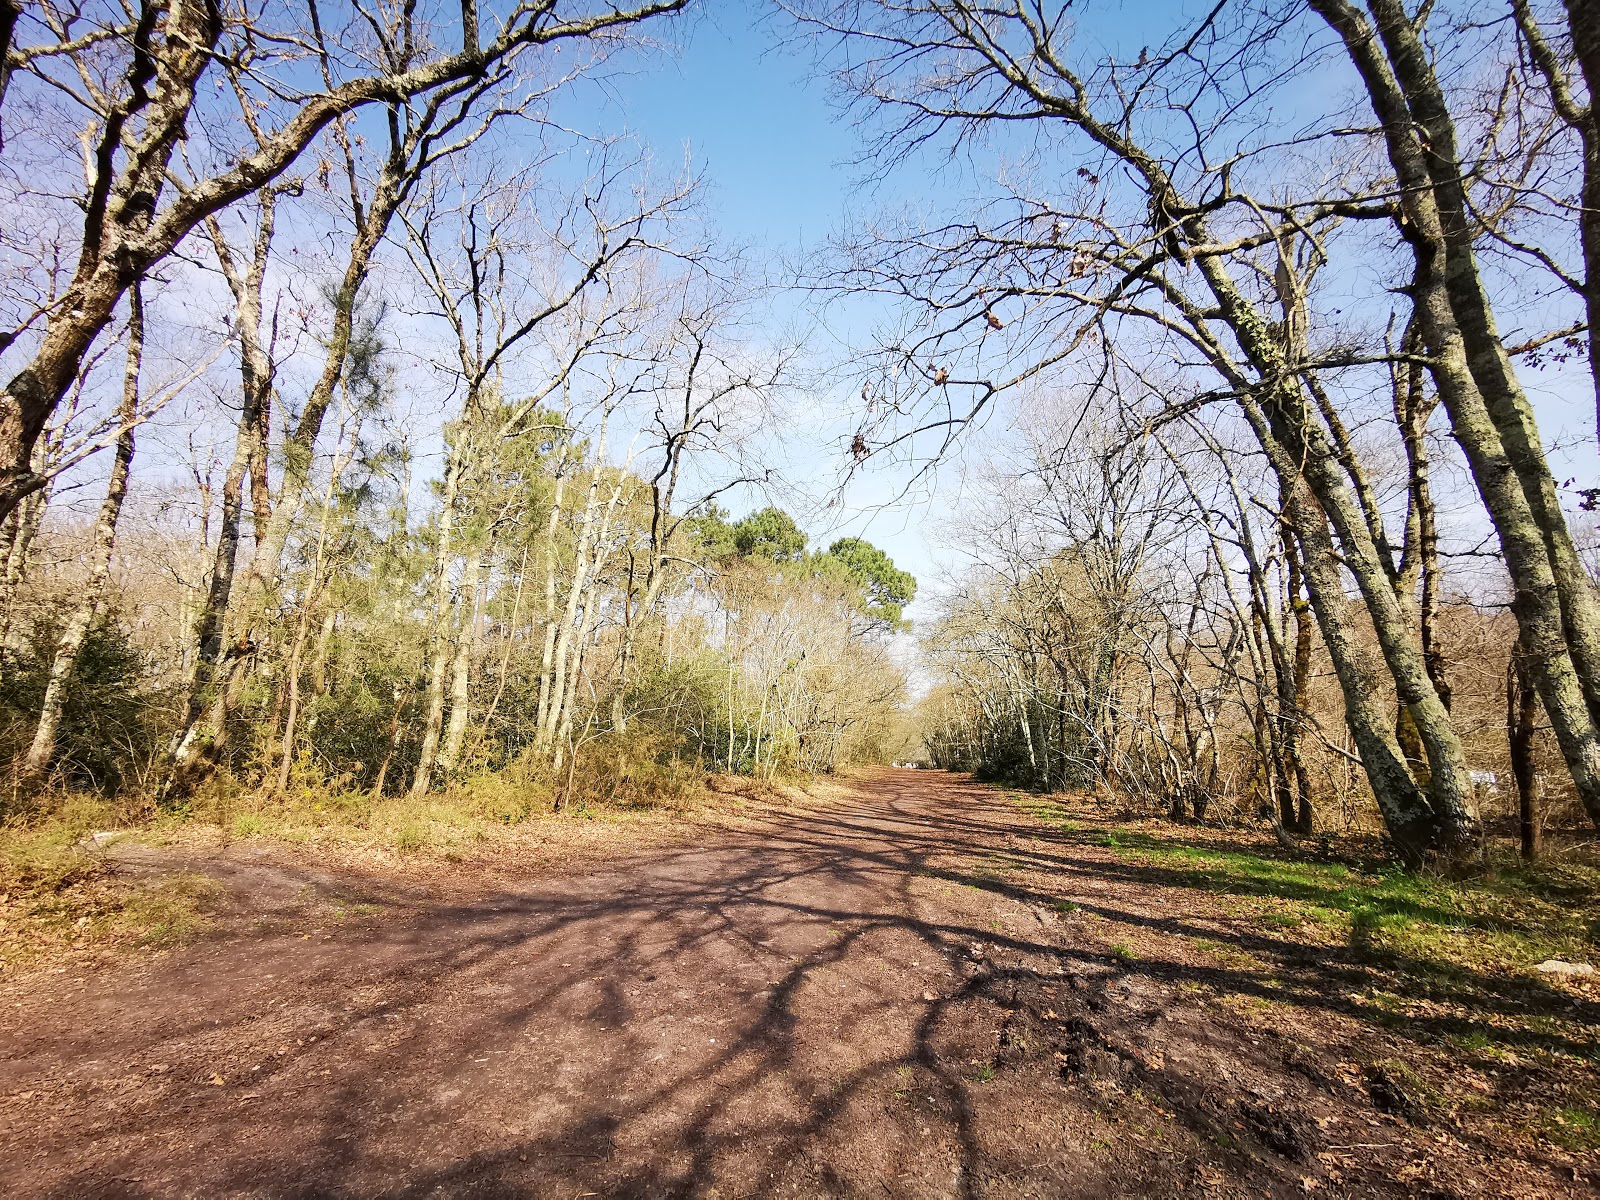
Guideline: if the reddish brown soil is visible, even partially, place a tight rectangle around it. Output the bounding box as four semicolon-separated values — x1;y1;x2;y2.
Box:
1;771;1594;1197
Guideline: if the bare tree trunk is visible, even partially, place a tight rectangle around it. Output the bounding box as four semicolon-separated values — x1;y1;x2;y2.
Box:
439;542;485;775
1249;510;1308;836
478;542;530;753
1509;635;1543;861
370;685;409;799
1393;329;1451;711
1287;539;1317;834
175;194;281;734
549;468;630;766
1316;0;1600;829
534;462;571;741
1515;0;1600;447
1562;0;1600;441
1193;245;1477;850
0;0;687;523
1270;458;1444;863
0;0;19;126
166;102;443;800
539;444;627;755
410;452;467;797
274;401;357;794
0;473;47;665
20;287;144;783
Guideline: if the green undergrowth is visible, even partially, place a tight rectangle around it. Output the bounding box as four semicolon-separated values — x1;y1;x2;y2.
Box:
1104;836;1599;978
1541;1102;1600;1152
1014;794;1600;1061
1;796;225;971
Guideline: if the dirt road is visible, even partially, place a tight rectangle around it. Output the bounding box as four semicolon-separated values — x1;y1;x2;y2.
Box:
1;772;1592;1197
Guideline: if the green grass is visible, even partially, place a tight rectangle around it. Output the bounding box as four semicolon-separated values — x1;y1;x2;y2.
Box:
1540;1103;1600;1152
1446;1030;1495;1054
1010;793;1600;1066
1086;834;1600;980
393;823;427;853
114;872;222;945
1;796;121;893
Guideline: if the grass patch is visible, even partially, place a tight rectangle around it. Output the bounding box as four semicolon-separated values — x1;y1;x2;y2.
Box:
1190;938;1268;971
1082;829;1600;981
113;872;221;945
0;748;748;972
1540;1103;1600;1152
0;805;222;970
393;822;428;853
153;747;735;861
2;795;121;893
1008;791;1600;1066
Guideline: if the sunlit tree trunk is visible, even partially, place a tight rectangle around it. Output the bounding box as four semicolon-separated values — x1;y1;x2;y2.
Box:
439;542;486;775
20;287;144;783
1508;635;1543;861
175;190;281;737
1315;0;1600;829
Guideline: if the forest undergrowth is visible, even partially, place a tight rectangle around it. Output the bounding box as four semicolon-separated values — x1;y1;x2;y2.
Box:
0;742;795;977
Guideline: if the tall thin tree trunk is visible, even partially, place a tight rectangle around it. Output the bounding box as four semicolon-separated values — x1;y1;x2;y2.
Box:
478;542;530;755
1315;0;1600;829
410;452;466;797
550;471;629;765
176;202;279;733
1288;540;1317;834
1508;636;1543;861
20;287;144;782
371;685;409;799
1194;246;1476;848
274;404;355;794
164;143;413;799
1555;0;1600;440
534;461;570;740
439;542;485;775
0;0;20;125
0;443;52;667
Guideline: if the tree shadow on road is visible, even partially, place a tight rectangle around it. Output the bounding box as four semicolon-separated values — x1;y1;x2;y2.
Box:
21;772;1599;1198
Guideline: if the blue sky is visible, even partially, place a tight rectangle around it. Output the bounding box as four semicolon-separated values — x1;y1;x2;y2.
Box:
611;2;961;606
618;5;861;251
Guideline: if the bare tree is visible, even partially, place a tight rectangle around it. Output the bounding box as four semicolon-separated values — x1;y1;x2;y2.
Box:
789;0;1481;858
0;0;687;523
397;150;693;793
18;285;144;783
1311;0;1600;829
